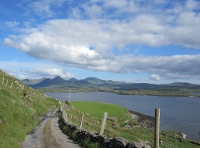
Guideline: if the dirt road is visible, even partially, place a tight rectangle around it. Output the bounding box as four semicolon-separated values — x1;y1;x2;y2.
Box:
22;109;81;148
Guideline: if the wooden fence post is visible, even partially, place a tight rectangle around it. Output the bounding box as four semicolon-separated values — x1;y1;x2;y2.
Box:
6;79;8;86
62;106;68;123
70;114;72;124
154;108;160;148
80;114;84;130
99;112;108;135
2;77;4;85
10;82;13;89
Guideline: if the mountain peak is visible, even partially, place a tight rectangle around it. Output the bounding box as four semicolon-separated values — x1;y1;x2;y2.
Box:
68;78;77;81
53;76;63;79
51;76;66;83
84;77;100;80
83;77;106;84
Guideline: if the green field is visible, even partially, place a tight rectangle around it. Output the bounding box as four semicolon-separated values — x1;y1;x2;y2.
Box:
0;70;60;148
71;101;128;119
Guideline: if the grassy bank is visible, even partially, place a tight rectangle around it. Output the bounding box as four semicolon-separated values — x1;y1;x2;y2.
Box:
0;70;60;148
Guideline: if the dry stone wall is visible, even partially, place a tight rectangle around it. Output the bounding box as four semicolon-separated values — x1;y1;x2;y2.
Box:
59;109;151;148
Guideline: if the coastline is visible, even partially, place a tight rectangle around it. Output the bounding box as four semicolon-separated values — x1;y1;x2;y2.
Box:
128;110;155;128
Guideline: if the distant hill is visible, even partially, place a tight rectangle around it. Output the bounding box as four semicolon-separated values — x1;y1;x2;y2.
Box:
21;76;200;90
21;78;47;85
83;77;107;84
160;82;200;89
28;76;67;88
68;78;78;82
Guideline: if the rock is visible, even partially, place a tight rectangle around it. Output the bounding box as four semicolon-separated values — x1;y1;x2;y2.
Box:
159;139;163;144
181;133;187;139
125;141;135;148
135;141;151;148
135;143;143;148
0;119;3;124
111;137;129;147
124;125;131;128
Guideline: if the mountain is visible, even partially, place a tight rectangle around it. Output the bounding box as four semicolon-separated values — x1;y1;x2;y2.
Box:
52;76;66;84
68;78;78;82
22;76;200;90
161;82;200;89
83;77;106;84
28;76;67;88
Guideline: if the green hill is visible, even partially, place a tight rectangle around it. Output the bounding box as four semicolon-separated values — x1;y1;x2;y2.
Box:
0;69;60;148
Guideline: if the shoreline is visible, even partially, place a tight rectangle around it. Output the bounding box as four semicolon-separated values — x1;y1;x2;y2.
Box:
45;91;200;98
128;110;155;128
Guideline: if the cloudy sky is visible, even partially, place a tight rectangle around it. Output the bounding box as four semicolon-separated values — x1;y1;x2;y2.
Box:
1;0;200;84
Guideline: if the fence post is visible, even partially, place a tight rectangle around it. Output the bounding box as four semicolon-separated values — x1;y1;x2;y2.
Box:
154;108;160;148
80;114;84;130
10;82;13;89
70;114;72;124
99;112;108;135
6;79;8;86
65;112;68;122
2;77;4;85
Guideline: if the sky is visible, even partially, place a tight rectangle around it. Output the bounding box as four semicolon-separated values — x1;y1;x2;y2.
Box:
0;0;200;84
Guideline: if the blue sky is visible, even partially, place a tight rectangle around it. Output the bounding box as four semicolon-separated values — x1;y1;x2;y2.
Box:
1;0;200;84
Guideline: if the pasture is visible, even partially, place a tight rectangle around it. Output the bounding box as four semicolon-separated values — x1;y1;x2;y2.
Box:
71;101;128;119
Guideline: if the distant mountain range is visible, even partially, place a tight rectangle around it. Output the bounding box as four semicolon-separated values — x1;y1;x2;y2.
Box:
21;76;200;90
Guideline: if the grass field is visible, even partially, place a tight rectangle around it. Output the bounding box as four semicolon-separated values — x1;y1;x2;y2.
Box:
71;101;128;119
0;70;60;148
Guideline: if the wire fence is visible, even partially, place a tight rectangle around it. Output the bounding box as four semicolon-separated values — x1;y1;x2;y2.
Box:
160;117;200;141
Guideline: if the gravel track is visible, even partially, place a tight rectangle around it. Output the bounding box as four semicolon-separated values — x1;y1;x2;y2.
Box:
22;109;81;148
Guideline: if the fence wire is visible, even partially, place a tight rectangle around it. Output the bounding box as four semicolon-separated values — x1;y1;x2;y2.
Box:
159;117;200;141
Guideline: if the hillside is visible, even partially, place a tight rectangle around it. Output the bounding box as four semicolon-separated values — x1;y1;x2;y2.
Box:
21;78;47;85
0;69;60;148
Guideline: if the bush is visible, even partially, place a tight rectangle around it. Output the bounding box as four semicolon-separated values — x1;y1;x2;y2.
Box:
65;100;71;106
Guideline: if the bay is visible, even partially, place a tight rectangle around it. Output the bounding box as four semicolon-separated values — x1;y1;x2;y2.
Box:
46;92;200;140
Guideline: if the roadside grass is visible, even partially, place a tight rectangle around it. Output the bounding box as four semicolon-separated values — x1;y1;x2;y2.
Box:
0;70;60;148
64;101;200;148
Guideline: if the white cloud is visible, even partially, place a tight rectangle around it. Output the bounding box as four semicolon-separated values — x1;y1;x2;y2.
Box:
28;1;53;17
185;0;200;11
150;74;161;81
84;4;104;18
103;0;128;9
5;21;20;28
28;68;74;78
25;0;68;17
0;61;73;79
